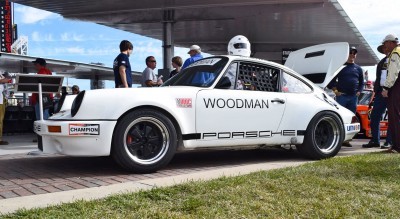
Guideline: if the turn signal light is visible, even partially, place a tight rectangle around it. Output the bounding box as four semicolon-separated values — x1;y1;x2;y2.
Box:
351;116;359;124
48;126;62;133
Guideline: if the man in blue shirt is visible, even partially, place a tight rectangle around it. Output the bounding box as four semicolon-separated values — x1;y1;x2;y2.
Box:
181;45;203;70
113;40;133;88
328;46;364;113
328;46;364;147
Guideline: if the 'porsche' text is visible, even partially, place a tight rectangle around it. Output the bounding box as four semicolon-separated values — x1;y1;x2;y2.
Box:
202;130;296;139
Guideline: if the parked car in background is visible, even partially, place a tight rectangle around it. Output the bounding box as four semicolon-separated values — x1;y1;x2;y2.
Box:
356;89;388;138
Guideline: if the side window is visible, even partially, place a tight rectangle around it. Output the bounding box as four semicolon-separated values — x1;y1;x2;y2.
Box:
222;62;239;89
237;62;280;91
281;71;312;93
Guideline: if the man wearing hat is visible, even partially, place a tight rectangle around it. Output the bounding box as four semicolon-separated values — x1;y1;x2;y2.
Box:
30;58;53;120
362;43;393;148
181;45;203;70
328;46;364;147
381;34;400;153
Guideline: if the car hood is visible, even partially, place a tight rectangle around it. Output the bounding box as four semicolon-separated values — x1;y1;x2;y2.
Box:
284;42;349;88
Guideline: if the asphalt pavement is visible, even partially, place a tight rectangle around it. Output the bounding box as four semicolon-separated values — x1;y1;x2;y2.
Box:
0;133;383;215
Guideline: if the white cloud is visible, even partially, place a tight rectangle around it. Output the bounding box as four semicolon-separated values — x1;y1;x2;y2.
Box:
31;32;55;42
337;0;400;80
65;47;85;54
60;33;85;42
14;5;60;24
338;0;400;45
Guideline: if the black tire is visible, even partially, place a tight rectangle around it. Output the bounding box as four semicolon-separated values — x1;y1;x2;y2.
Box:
297;111;344;159
111;109;178;173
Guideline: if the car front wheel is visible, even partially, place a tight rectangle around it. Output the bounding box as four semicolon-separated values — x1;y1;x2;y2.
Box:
297;111;344;159
112;109;177;173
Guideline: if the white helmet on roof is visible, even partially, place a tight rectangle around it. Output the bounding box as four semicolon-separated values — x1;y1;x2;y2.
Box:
228;35;251;57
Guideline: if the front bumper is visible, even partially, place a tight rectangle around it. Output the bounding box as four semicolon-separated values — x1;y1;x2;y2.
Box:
344;123;361;141
34;120;117;156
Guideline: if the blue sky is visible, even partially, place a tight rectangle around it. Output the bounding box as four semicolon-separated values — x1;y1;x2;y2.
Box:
12;0;400;90
13;4;192;90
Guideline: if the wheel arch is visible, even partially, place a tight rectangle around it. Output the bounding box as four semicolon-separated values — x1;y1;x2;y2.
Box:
111;105;183;152
297;110;345;159
305;110;345;131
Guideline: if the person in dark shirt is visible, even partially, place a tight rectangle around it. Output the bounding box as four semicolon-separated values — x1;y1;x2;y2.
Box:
362;44;392;148
328;46;364;113
328;46;364;147
169;56;183;78
113;40;133;88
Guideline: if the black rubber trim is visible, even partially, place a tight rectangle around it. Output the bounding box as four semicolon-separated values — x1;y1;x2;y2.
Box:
37;135;43;151
297;130;306;136
305;50;325;58
47;119;117;121
182;133;201;140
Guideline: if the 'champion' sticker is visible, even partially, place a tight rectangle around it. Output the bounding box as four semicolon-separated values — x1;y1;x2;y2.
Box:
69;124;100;135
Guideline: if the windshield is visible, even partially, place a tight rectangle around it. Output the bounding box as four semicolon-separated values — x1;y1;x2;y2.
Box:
358;90;372;105
163;57;229;87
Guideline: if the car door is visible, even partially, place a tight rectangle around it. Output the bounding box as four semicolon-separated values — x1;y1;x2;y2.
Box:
195;61;287;147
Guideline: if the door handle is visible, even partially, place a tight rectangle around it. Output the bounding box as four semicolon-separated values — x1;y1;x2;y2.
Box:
271;98;285;104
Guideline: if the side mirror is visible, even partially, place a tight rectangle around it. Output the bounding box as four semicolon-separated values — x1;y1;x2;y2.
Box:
215;76;231;89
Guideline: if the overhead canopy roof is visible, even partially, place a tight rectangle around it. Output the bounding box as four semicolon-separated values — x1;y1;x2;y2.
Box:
11;0;379;66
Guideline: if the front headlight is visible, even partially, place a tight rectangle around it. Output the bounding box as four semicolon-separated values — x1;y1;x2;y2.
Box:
71;90;85;117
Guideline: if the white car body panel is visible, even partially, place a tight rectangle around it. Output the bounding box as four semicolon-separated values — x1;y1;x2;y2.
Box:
285;42;348;88
34;42;360;159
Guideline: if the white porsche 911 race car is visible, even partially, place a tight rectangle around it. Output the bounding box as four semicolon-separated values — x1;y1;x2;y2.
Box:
34;42;360;173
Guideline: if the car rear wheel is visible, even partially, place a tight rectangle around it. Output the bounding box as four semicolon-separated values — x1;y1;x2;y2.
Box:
297;112;344;159
112;109;177;173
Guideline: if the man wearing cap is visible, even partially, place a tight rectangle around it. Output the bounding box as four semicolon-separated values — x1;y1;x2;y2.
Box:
181;45;203;70
328;46;364;147
362;43;393;148
328;46;364;113
31;58;53;120
381;34;400;153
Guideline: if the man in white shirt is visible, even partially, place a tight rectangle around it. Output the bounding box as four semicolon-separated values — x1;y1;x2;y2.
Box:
381;34;400;153
142;56;163;87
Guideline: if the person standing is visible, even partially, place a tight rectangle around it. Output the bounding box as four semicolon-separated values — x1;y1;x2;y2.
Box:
30;58;53;120
328;46;364;147
7;91;17;106
381;34;400;153
0;74;10;145
169;56;183;78
113;40;133;88
142;56;163;87
362;44;393;148
181;45;203;70
328;46;364;113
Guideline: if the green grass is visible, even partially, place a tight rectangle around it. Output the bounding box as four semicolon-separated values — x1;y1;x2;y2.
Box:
3;152;400;218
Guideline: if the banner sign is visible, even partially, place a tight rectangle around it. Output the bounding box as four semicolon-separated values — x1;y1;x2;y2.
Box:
1;0;13;53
